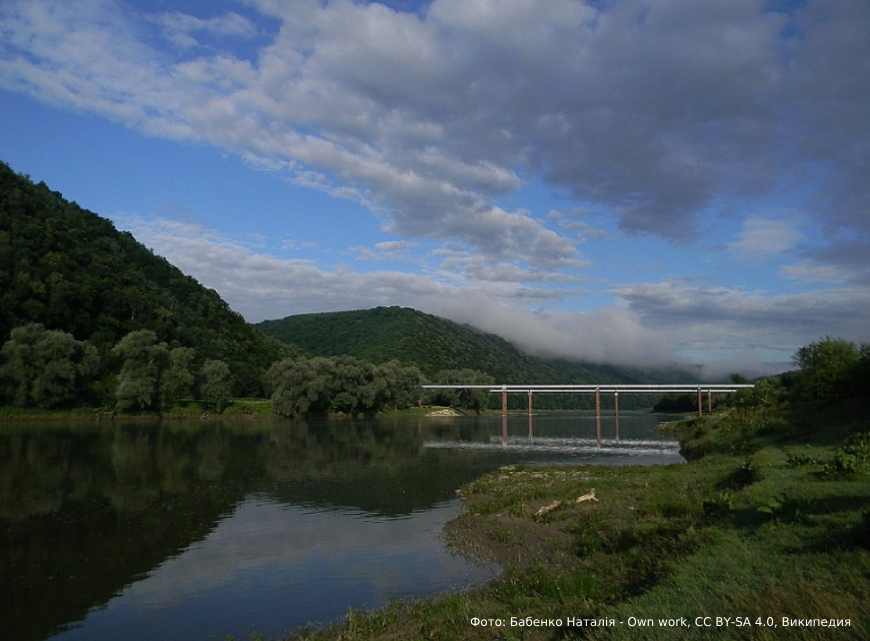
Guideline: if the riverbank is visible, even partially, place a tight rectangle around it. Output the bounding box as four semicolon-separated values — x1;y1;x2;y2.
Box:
288;400;870;641
0;402;562;423
0;398;274;422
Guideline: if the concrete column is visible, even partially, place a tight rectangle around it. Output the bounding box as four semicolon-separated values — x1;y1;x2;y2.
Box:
614;391;620;441
697;387;703;417
595;387;602;446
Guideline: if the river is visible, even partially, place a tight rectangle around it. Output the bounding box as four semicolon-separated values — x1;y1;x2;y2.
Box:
0;411;681;641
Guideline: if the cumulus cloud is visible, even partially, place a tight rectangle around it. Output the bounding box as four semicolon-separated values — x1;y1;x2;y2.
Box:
118;216;567;320
3;0;867;260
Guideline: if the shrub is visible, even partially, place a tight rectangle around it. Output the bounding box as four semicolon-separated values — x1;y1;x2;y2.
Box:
823;432;870;477
793;337;861;402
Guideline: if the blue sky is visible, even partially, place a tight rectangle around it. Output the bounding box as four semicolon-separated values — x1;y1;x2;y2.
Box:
1;0;868;377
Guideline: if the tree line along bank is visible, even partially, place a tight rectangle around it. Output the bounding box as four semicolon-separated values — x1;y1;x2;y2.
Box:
0;322;499;416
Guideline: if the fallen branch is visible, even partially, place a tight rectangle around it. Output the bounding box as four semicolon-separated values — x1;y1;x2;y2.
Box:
576;489;599;503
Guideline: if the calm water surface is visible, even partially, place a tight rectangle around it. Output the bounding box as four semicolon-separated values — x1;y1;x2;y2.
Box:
0;411;681;641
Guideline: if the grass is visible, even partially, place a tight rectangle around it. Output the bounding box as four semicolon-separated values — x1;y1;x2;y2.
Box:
286;400;870;641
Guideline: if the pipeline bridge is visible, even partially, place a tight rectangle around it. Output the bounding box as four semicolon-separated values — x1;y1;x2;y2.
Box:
421;383;754;446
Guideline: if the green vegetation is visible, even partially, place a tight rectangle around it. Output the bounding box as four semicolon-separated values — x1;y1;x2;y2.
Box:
112;329;170;411
651;393;697;413
289;338;870;641
793;337;869;401
0;161;292;396
200;359;233;412
0;323;99;407
161;346;195;408
424;368;495;414
267;356;427;417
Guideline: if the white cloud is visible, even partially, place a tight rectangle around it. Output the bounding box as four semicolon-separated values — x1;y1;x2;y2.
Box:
3;0;870;374
616;279;870;369
6;0;868;264
115;215;870;376
148;11;258;49
780;260;849;283
114;216;676;367
353;240;412;260
727;217;802;257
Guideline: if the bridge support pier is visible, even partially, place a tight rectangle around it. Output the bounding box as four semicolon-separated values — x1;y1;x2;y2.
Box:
595;387;602;446
614;391;620;441
501;388;507;417
707;389;712;413
697;387;703;417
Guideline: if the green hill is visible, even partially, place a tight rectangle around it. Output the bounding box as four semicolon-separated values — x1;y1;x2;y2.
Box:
0;161;288;394
256;306;687;387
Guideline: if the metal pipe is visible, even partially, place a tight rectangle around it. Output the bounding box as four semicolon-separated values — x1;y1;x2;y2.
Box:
489;387;738;394
421;383;755;389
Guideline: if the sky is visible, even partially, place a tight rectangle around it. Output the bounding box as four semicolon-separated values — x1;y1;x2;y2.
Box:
1;0;868;378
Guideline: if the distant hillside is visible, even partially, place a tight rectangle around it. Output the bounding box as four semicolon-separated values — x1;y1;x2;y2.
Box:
0;161;289;394
256;306;686;388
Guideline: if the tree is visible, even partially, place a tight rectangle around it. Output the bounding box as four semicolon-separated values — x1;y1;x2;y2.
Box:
426;368;495;413
269;357;334;417
266;355;416;418
161;347;196;407
0;323;99;407
793;337;861;402
112;330;169;411
0;323;42;405
200;359;232;412
376;360;426;409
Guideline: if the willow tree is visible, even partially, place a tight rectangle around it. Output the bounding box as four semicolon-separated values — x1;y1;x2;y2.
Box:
112;330;169;411
0;323;99;407
200;359;232;412
161;347;196;407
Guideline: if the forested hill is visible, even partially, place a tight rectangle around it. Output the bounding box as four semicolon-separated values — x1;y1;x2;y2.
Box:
0;161;288;394
256;306;687;385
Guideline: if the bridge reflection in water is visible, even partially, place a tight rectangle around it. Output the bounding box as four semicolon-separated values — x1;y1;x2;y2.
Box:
424;413;683;462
